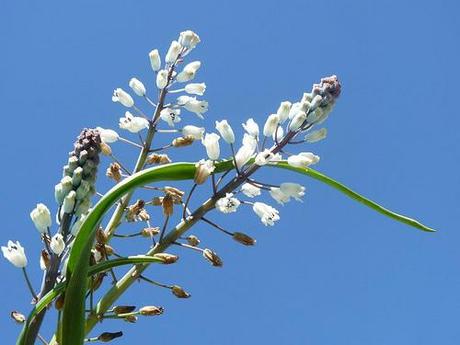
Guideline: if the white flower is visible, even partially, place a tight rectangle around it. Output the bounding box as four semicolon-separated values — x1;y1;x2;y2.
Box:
1;241;27;268
119;112;149;133
176;61;201;82
194;159;215;184
179;30;201;49
255;149;275;166
129;78;146;97
112;88;134;108
280;183;305;201
149;49;161;71
307;107;329;125
30;203;51;233
242;133;258;150
202;133;220;160
305;128;327;143
273;125;284;142
96;127;119;143
182;125;205;139
215;120;235;144
276;101;292;123
269;188;290;205
263;114;280;137
242;118;259;138
50;233;65;256
234;143;256;169
62;191;76;214
287;152;320;168
165;40;182;64
185;83;206;96
241;183;261;198
288;102;302;119
289;111;307;131
216;193;240;213
310;95;323;110
156;69;169;89
252;202;280;226
160;108;181;127
177;96;208;119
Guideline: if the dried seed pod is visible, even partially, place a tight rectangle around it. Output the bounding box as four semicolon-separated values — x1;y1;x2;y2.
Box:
172;135;194;147
147;153;171;165
171;285;191;298
11;311;26;324
153;253;179;264
162;193;174;216
126;200;149;222
40;249;51;270
106;163;122;183
203;248;223;267
113;305;137;315
98;331;123;342
124;315;138;323
186;235;200;247
96;227;108;244
139;306;164;316
151;197;164;206
232;232;256;246
141;227;160;237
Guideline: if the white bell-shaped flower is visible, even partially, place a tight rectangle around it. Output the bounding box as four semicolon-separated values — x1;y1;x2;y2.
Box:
287;152;320;168
178;30;201;49
182;125;205;139
202;133;220;160
165;40;182;64
119;112;149;133
50;233;65;256
149;49;161;71
305;128;327;143
215;120;235;144
194;159;215;184
276;101;292;123
30;203;52;233
216;193;240;214
112;88;134;108
269;188;290;205
156;69;169;89
241;183;261;198
289;111;307;131
242;118;259;138
234;143;256;169
252;202;280;226
185;83;206;96
177;96;208;119
280;183;305;201
160;108;181;127
1;241;27;268
96;127;119;143
263;114;280;137
129;78;146;97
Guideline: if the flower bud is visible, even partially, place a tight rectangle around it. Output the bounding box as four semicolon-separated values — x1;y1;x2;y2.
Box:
62;190;76;214
112;88;134;108
263;114;280;137
156;69;169;89
11;311;26;324
30;203;52;233
305;128;327;143
289;111;307;131
71;214;86;236
98;331;124;342
153;253;179;264
124;315;138;323
182;125;204;139
50;233;65;256
202;248;223;267
178;30;200;49
40;249;50;270
146;153;171;165
96;127;119;144
194;159;215;184
242;118;259;138
172;135;195;147
171;285;191;298
186;235;200;246
185;82;206;96
100;142;112;156
276;101;292;123
202;133;220;160
113;305;136;315
232;232;256;246
139;305;164;316
129;77;146;96
165;40;182;64
75;198;91;217
149;49;161;71
215;120;235;144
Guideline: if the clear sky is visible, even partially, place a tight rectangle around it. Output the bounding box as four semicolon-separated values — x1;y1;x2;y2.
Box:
1;0;459;344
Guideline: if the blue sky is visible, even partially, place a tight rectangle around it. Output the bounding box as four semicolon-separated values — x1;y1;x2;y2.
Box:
1;0;459;344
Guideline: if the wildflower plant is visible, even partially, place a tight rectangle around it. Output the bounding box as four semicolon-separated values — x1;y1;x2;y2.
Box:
6;30;435;345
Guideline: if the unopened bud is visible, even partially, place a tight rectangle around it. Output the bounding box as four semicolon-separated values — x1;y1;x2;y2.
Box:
100;142;112;156
202;248;223;267
232;232;256;246
11;311;26;324
186;235;200;247
113;305;136;315
55;293;65;310
40;249;50;270
172;135;194;147
124;315;138;323
171;285;191;298
139;305;164;316
153;253;178;264
141;227;160;237
98;331;123;342
147;153;171;165
62;190;76;214
106;163;122;183
162;194;174;216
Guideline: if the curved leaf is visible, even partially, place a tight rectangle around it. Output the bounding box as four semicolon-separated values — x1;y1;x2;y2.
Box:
17;256;165;344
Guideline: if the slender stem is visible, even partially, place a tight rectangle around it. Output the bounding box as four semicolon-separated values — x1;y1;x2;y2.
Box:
138;275;172;289
37;333;48;345
182;183;197;220
119;137;144;149
22;268;38;301
201;217;233;236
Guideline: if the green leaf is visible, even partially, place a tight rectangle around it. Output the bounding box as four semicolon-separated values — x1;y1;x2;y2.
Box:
24;160;433;345
17;256;166;344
